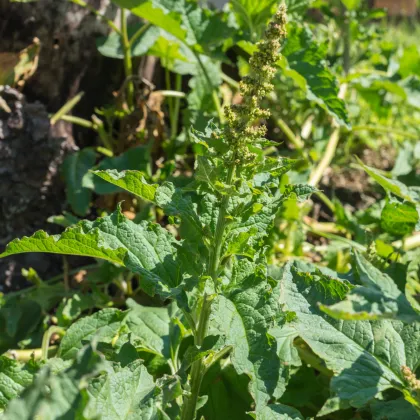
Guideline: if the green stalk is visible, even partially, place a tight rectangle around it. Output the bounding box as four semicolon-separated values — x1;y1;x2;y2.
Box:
129;22;151;48
41;327;65;361
181;164;235;420
120;8;134;109
170;74;182;139
50;92;84;125
276;118;304;150
352;125;419;140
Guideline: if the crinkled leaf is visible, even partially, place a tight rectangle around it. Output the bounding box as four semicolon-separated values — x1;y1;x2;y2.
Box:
85;360;159;420
96;24;160;59
61;148;96;216
381;199;419;236
281;24;350;128
276;262;420;408
1;206;194;306
2;345;103;420
58;308;126;360
209;259;286;411
321;252;420;323
0;357;39;410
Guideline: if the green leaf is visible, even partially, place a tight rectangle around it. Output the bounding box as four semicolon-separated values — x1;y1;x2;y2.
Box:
210;259;287;411
1;206;195;306
96;24;160;59
357;158;420;203
0;357;39;410
277;262;420;408
91;146;151;195
2;345;103;420
281;24;350;128
371;398;420;420
85;360;159;419
229;0;277;39
58;308;126;360
56;294;97;327
253;404;304;419
321;252;420;323
92;170;158;202
61;148;96;216
125;298;171;358
0;299;43;355
93;170;203;241
340;0;361;10
381;199;419;236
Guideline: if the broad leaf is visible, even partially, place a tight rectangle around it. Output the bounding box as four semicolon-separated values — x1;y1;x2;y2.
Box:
210;259;290;411
340;0;361;10
61;148;96;216
2;346;103;420
1;206;196;306
320;252;420;323
281;25;350;128
58;308;126;360
381;199;419;236
0;357;39;410
85;360;159;419
253;404;304;419
371;398;420;420
96;24;160;59
276;262;420;408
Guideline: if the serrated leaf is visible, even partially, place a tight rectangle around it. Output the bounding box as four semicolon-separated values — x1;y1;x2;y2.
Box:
209;259;286;411
58;308;126;360
0;357;39;410
281;24;350;128
85;360;159;420
381;199;419;236
358;158;420;203
2;345;103;420
96;24;160;59
277;262;420;408
61;148;96;216
321;252;420;323
1;206;194;306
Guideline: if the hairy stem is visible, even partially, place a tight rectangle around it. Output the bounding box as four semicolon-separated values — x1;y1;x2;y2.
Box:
120;8;134;109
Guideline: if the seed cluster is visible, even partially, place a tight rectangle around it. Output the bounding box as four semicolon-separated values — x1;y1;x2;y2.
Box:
402;365;420;391
224;4;287;164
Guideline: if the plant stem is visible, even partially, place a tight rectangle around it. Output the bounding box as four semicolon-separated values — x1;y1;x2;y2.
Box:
352;125;419;140
181;164;236;420
50;92;84;125
41;327;65;361
193;50;224;123
120;8;134;109
6;346;58;362
308;84;348;188
56;114;94;128
342;6;351;76
170;74;182;140
128;22;151;47
276;118;304;150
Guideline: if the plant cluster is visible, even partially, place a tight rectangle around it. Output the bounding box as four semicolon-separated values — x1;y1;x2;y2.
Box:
1;0;420;419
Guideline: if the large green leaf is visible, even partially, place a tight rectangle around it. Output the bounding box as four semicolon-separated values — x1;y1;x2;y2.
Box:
112;0;234;54
371;398;420;420
276;262;420;408
0;206;195;306
58;308;126;360
85;360;159;419
96;24;160;59
210;259;292;411
2;345;103;420
281;24;350;128
253;404;304;419
320;252;420;323
381;199;419;236
0;357;39;410
61;148;96;216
